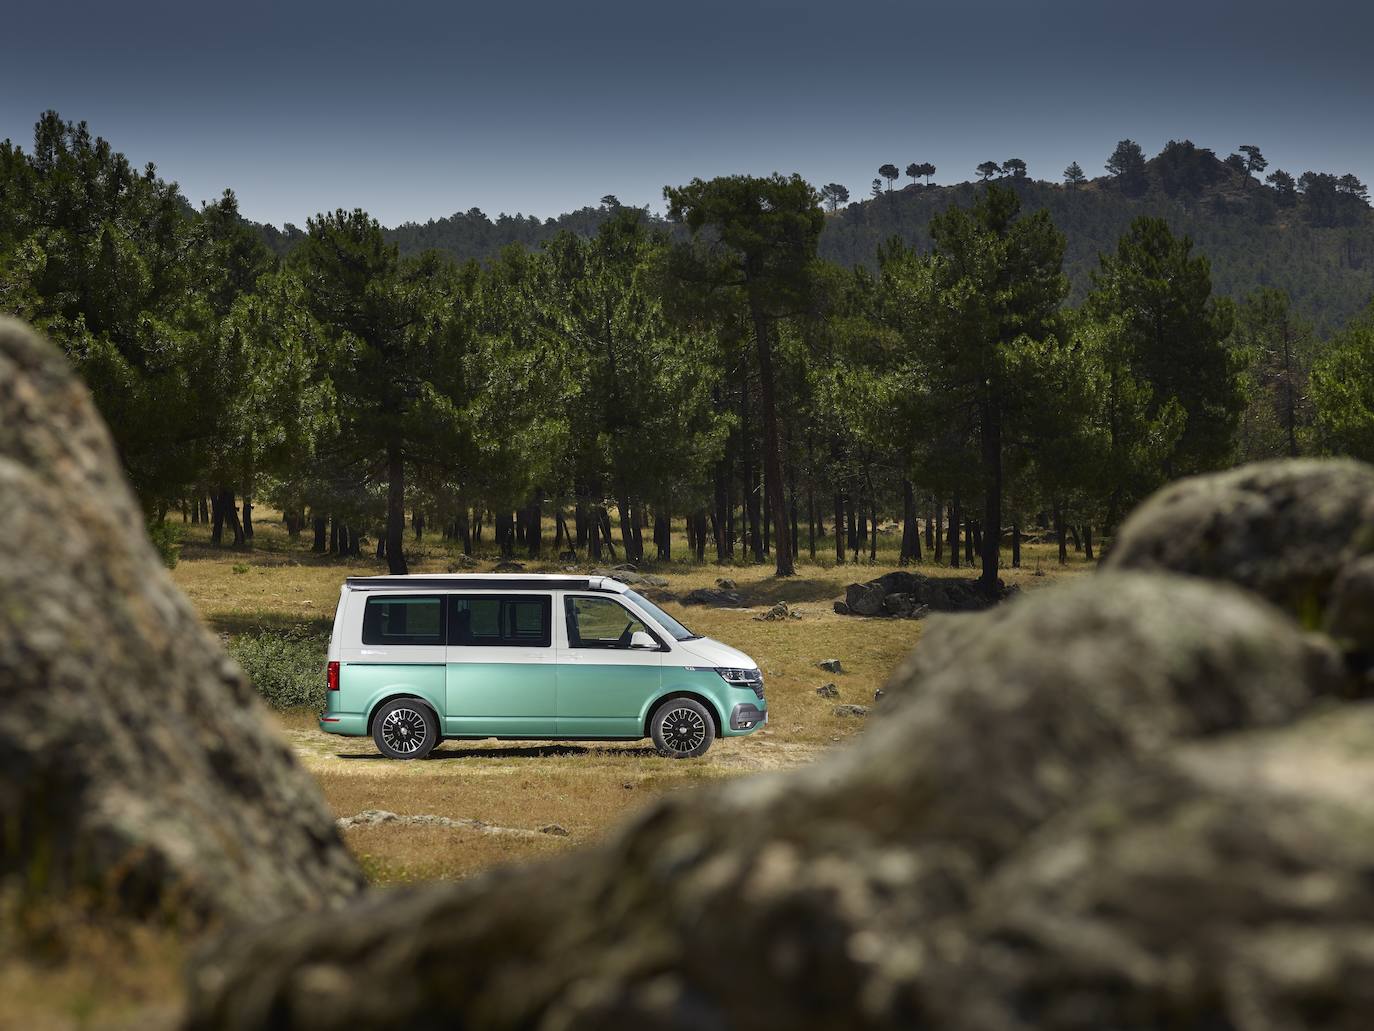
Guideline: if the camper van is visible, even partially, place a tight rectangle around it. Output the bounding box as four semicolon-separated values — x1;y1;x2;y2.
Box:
320;574;766;759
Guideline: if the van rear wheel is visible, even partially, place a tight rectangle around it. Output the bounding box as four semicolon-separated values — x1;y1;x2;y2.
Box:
650;698;715;759
373;700;438;760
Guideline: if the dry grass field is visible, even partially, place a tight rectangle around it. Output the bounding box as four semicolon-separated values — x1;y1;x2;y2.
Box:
2;511;1092;1028
172;512;1092;883
174;516;1093;890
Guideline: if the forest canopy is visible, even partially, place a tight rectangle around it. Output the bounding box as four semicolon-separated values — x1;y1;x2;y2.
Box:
2;112;1372;583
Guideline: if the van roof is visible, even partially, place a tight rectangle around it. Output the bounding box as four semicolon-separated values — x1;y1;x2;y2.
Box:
343;574;628;593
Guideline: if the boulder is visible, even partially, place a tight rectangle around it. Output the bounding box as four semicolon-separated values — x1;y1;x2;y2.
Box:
184;572;1348;1029
815;683;839;698
839;572;1013;618
818;658;844;674
1103;458;1374;648
0;319;364;925
844;582;887;616
682;587;743;607
882;592;914;617
832;704;869;718
921;706;1374;1029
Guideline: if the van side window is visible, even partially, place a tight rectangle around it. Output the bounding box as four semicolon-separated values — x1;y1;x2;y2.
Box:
450;595;552;648
362;596;445;646
565;596;652;649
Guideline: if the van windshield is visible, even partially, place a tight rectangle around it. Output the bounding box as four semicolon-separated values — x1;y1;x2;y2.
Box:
625;589;699;641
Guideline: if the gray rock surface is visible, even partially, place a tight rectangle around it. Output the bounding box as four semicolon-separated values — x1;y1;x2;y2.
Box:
184;571;1351;1029
840;570;1013;619
682;587;743;607
1103;458;1374;644
0;318;363;925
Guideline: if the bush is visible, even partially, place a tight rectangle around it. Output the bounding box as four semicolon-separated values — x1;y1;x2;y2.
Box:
227;629;328;711
146;521;182;568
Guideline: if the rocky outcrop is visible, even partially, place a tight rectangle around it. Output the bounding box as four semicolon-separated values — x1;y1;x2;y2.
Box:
0;319;363;925
1103;458;1374;643
682;587;743;607
835;570;1015;617
185;565;1355;1030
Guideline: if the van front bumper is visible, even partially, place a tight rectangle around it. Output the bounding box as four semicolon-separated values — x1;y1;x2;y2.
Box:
729;703;767;732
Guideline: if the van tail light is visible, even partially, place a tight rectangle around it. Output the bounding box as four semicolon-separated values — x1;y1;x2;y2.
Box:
326;661;340;692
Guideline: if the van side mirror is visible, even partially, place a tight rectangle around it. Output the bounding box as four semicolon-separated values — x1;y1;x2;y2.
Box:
629;630;658;650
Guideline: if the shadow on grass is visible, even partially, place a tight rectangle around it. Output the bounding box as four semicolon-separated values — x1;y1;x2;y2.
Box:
337;742;657;761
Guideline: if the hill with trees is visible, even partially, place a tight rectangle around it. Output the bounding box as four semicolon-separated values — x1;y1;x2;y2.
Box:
373;141;1372;336
825;141;1373;335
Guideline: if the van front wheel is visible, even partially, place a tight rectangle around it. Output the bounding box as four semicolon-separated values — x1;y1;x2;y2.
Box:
650;698;715;759
373;700;438;760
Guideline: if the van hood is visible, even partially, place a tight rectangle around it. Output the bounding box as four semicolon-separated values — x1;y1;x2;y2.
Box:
677;636;757;671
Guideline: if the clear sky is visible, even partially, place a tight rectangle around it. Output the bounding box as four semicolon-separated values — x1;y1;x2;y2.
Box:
3;0;1371;227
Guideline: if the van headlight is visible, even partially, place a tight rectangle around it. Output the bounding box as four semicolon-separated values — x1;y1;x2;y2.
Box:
716;669;764;699
715;667;760;685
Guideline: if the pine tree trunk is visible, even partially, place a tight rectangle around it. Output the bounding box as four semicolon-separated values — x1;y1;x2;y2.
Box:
713;464;729;562
834;491;846;564
869;500;878;564
496;511;514;559
599;508;617;560
807;486;817;559
1054;502;1067;565
949;493;961;569
900;479;917;565
385;440;408;574
750;297;794;576
1083;524;1095;562
313;516;327;553
1011;521;1021;568
655;513;671;561
242;497;254;541
934;499;944;564
980;399;1002;593
210;492;225;546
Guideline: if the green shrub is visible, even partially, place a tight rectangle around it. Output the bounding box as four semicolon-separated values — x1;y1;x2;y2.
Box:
231;563;250;575
146;522;182;569
227;628;327;711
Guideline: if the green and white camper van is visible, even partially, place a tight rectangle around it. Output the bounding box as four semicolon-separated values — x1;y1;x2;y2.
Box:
320;574;766;759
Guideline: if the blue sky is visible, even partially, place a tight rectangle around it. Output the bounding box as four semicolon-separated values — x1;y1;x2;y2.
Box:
3;0;1370;227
